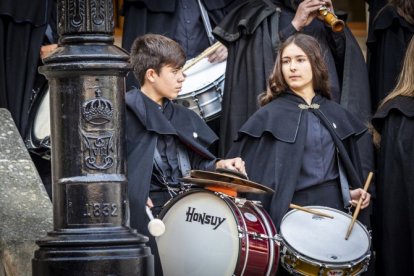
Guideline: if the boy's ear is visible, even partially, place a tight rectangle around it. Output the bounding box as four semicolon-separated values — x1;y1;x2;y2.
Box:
145;68;157;83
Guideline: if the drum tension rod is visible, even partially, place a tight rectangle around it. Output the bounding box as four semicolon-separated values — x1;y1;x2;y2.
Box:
238;227;280;245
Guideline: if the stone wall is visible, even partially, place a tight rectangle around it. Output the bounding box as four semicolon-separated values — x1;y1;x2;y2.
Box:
0;109;53;276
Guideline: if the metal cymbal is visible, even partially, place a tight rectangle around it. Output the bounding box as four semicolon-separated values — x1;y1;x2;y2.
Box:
180;170;274;194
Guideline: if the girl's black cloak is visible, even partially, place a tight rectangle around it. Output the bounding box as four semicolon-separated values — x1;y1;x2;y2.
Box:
227;92;367;228
213;0;372;157
371;96;414;276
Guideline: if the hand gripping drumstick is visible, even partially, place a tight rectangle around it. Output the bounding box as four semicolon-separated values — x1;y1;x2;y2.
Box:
183;42;222;72
289;204;334;219
146;206;166;237
345;172;374;240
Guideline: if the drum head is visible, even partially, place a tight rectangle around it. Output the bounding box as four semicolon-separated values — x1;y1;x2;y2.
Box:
157;191;239;276
280;206;370;264
33;87;51;141
180;58;226;95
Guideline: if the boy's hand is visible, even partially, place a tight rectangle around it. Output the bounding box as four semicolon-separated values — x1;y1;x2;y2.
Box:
215;157;246;176
146;197;154;208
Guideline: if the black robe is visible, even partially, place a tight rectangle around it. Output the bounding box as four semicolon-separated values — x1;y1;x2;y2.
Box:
213;0;371;157
227;92;367;228
366;5;414;112
121;0;245;91
371;96;414;276
125;89;218;234
0;0;51;134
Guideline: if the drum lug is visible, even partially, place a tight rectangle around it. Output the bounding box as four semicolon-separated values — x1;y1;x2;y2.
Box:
234;197;246;207
250;200;263;207
318;266;326;276
237;225;245;238
191;92;206;120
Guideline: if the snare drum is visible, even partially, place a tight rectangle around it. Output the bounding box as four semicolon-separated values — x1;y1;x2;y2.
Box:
156;189;279;276
25;83;51;159
278;206;371;276
176;58;225;121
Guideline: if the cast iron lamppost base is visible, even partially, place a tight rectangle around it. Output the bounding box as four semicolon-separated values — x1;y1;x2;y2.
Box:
32;0;153;275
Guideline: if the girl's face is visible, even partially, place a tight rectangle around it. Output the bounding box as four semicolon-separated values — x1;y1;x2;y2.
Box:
281;43;313;94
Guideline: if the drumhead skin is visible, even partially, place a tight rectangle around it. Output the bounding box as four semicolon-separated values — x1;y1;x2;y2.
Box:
180;58;226;95
157;191;239;276
33;87;51;141
176;58;226;121
280;206;370;264
157;190;279;276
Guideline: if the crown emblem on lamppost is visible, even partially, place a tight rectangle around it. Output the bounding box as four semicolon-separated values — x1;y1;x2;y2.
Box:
82;88;113;125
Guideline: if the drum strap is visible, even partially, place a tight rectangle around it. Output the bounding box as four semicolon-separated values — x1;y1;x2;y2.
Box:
176;142;191;177
337;155;352;210
152;139;191;190
312;109;355;209
197;0;216;45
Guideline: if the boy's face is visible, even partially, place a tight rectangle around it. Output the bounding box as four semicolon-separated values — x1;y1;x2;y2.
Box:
152;65;185;100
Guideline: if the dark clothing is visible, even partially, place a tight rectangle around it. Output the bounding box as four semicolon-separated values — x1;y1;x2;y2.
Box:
227;92;367;229
365;0;387;29
152;100;215;187
126;89;219;276
371;96;414;276
126;88;218;233
122;0;243;91
292;180;343;210
213;0;371;158
367;5;414;111
0;0;51;134
174;0;210;59
297;110;338;191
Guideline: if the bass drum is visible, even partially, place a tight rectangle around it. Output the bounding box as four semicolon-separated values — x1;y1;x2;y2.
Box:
176;58;225;121
25;82;51;159
156;189;279;276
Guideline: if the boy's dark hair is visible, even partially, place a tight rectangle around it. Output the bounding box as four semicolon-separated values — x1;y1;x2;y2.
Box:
130;34;186;85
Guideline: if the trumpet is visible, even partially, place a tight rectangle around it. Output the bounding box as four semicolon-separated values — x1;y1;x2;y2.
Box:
318;6;345;33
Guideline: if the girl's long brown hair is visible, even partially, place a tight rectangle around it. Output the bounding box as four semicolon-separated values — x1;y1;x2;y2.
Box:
389;0;414;25
259;33;331;106
373;37;414;147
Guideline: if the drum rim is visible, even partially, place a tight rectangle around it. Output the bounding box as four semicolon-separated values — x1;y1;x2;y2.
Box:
279;206;371;266
24;82;51;158
279;237;371;269
249;202;280;276
178;75;225;96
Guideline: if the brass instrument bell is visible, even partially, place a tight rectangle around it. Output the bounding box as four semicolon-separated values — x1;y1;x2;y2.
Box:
319;6;345;33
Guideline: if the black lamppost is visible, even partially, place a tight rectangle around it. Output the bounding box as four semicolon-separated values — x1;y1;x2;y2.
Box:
32;0;153;275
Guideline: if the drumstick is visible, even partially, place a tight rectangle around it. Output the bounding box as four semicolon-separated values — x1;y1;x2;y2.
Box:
183;42;222;72
289;204;334;219
345;172;373;240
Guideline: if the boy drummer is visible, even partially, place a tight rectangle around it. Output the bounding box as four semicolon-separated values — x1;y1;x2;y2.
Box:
125;34;245;276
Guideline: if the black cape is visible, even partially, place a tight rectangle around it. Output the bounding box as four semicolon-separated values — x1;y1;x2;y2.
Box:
371;96;414;276
121;0;244;91
366;5;414;111
122;0;242;50
213;0;371;157
227;92;367;228
125;89;218;233
0;0;52;134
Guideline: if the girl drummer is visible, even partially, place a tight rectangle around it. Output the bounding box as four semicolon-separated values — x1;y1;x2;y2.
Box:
227;33;371;230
